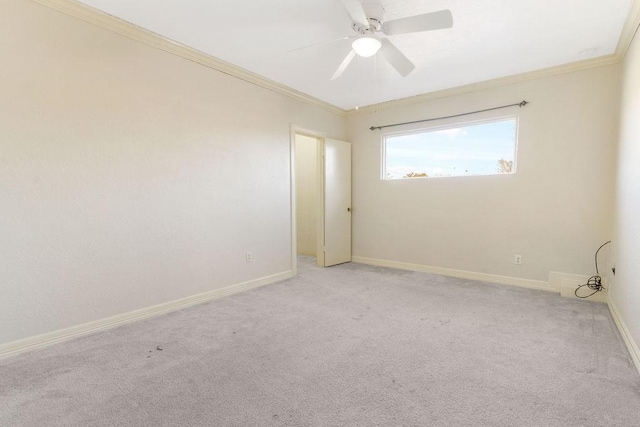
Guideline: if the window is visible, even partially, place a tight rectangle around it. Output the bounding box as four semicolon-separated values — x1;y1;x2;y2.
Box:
382;117;518;179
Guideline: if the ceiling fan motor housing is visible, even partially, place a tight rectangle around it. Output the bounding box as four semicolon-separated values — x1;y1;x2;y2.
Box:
352;3;385;34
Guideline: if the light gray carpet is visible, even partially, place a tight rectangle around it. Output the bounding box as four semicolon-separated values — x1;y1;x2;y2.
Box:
2;257;640;426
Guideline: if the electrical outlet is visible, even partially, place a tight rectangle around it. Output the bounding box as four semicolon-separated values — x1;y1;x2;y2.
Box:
246;252;253;263
514;254;522;265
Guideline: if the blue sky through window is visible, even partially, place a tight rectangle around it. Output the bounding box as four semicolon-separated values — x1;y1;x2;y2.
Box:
384;118;517;179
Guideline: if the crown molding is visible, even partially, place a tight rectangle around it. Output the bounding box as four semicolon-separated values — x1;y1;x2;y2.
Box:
33;0;346;117
616;0;640;58
33;0;637;117
349;0;640;114
347;54;620;114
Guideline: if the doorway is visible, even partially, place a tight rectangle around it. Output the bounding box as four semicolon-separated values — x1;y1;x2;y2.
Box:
291;127;352;273
294;133;321;261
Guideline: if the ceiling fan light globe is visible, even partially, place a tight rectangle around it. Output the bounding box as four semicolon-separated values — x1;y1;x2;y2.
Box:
352;37;381;57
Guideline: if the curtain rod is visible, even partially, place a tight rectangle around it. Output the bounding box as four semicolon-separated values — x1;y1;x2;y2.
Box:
369;100;529;131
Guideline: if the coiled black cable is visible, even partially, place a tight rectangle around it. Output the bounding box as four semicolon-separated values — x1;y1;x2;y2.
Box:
575;240;611;298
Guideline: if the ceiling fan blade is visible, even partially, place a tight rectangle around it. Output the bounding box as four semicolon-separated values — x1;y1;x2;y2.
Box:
379;39;415;77
331;50;356;80
383;9;453;35
339;0;369;28
288;35;353;53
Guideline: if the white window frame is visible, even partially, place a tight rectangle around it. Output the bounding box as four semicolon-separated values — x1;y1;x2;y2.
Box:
381;114;520;180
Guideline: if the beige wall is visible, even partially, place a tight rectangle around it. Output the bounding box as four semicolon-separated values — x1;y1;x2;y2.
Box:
347;64;620;282
0;0;345;345
295;135;318;256
611;31;640;357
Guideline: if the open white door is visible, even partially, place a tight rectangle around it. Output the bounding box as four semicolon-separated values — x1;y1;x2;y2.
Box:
323;138;351;267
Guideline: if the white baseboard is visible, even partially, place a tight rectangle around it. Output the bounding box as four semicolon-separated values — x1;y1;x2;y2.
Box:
607;297;640;375
0;270;293;360
352;256;554;292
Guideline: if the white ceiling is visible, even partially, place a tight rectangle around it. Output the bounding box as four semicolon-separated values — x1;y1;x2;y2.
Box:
76;0;633;110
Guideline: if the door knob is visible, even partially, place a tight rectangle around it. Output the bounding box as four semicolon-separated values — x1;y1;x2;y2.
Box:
347;207;352;212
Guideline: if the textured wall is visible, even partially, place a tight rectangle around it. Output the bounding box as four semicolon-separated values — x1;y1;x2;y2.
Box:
347;64;620;282
611;30;640;355
0;0;345;344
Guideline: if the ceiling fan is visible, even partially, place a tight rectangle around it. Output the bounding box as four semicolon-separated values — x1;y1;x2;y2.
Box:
328;0;453;80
